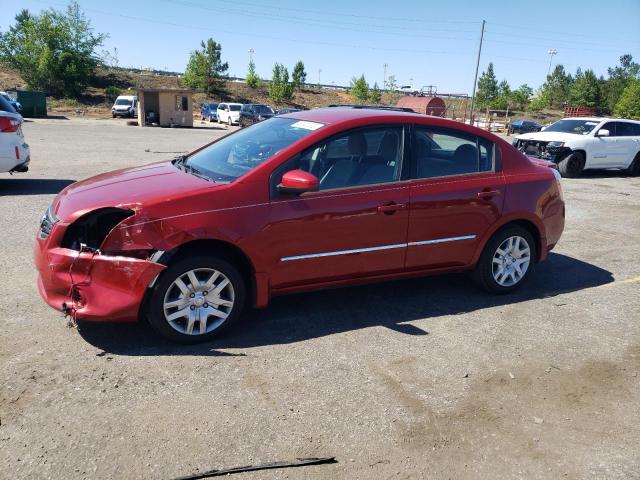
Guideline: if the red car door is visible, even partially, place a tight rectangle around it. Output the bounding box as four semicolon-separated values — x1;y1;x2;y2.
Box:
406;126;505;269
263;125;410;288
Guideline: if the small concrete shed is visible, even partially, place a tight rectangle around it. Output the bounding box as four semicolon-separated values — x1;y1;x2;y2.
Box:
396;96;447;117
137;88;195;127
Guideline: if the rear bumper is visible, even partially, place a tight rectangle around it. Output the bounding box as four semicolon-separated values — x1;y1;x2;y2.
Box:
34;231;166;322
1;142;30;173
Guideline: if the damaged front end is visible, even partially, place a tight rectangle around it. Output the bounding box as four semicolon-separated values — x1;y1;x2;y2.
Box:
512;138;572;163
34;206;166;322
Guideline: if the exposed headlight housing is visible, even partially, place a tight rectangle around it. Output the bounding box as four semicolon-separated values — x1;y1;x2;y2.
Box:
61;207;134;251
547;141;565;148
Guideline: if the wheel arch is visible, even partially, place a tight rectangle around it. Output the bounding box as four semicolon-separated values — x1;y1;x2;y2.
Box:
154;238;258;308
473;217;545;266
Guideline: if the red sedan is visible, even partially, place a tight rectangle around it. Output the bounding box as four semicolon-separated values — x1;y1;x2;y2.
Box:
35;107;565;343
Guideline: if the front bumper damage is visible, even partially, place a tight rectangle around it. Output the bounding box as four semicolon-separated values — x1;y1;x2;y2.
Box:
35;245;165;322
34;208;166;322
512;138;572;163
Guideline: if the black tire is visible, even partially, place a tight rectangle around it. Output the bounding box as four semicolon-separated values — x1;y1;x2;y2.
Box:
625;152;640;176
557;151;585;178
471;225;537;294
146;254;246;343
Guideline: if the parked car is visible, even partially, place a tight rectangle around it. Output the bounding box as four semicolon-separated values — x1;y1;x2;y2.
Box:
512;117;640;177
111;95;138;118
35;107;565;343
239;104;275;127
200;103;218;122
509;120;542;135
0;91;21;113
275;108;302;115
0;94;30;174
216;102;242;125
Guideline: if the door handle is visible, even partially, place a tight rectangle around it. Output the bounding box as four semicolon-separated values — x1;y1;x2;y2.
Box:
477;189;501;199
378;203;406;214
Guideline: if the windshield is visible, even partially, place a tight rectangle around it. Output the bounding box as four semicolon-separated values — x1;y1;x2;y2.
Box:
544;119;600;135
185;117;324;182
115;99;132;106
229;105;241;111
254;105;274;114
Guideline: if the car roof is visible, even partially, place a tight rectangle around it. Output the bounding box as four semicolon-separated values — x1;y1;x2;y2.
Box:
282;106;427;125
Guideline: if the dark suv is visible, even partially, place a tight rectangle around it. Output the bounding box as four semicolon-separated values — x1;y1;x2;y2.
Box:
239;104;275;128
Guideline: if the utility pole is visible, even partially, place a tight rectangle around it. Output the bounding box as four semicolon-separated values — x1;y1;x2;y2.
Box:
318;68;322;89
547;48;557;76
248;48;255;62
469;19;486;126
383;63;388;90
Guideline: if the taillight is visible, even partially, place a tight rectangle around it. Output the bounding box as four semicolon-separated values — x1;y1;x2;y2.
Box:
0;116;21;133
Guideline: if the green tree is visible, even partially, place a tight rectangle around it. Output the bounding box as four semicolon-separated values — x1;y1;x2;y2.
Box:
539;65;572;109
475;62;498;109
511;84;533;110
183;38;228;93
350;74;369;103
246;58;259;88
569;68;601;108
613;79;640;119
292;61;306;90
604;54;640;113
492;79;511;110
0;2;107;97
268;63;293;102
528;96;545;113
369;82;382;104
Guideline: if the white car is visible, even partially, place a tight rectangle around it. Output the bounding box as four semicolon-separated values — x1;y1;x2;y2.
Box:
513;117;640;177
0;95;29;174
111;95;138;118
217;102;242;125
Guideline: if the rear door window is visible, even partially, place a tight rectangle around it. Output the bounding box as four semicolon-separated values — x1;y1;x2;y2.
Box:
411;127;494;179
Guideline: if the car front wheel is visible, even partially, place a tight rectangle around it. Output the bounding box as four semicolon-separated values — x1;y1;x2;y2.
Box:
472;226;536;294
147;254;246;343
558;152;585;178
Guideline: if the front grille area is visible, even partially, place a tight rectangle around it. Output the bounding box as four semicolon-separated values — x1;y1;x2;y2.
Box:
39;206;58;239
513;139;549;158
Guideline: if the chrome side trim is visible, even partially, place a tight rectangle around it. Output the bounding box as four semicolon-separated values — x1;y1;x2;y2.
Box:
408;235;477;247
281;235;477;262
281;243;406;262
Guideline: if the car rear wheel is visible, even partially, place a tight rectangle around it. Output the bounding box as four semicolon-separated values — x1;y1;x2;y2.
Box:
625;152;640;176
472;225;536;294
147;254;246;343
558;152;585;178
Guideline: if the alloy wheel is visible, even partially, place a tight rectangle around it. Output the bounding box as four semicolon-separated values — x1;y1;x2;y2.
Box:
163;268;235;335
492;236;531;287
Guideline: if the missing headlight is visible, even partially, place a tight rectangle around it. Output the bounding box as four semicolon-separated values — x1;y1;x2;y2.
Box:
61;208;134;251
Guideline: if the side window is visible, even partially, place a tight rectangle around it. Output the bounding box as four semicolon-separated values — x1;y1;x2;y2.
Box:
599;122;617;136
615;122;638;137
272;126;403;194
412;127;493;179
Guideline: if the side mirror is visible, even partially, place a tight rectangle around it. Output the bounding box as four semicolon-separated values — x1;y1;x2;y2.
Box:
277;170;319;194
596;129;610;137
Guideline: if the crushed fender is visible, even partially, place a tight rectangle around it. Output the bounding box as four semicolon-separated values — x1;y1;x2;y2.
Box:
173;457;337;480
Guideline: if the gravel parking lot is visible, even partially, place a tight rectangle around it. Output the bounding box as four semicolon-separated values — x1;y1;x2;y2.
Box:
1;117;639;480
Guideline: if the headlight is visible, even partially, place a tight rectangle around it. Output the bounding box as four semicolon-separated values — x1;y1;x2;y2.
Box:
548;141;565;148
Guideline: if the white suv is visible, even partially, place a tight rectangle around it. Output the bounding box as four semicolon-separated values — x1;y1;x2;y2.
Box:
513;117;640;177
0;95;30;174
217;103;242;126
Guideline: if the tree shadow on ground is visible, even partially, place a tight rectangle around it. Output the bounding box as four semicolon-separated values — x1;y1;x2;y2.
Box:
78;252;614;356
0;178;74;196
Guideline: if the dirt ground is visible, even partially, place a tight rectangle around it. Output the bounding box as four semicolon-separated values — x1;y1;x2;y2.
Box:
1;117;639;480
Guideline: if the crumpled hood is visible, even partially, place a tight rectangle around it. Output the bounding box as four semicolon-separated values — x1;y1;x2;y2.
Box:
515;131;584;143
53;161;217;222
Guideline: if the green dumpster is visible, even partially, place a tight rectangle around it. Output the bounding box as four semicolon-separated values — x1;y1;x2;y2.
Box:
16;90;47;118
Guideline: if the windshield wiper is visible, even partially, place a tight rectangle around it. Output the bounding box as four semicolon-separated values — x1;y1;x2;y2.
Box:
174;155;213;182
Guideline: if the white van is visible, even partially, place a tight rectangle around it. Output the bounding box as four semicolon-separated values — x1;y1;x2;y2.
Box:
217;103;242;125
111;95;138;118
